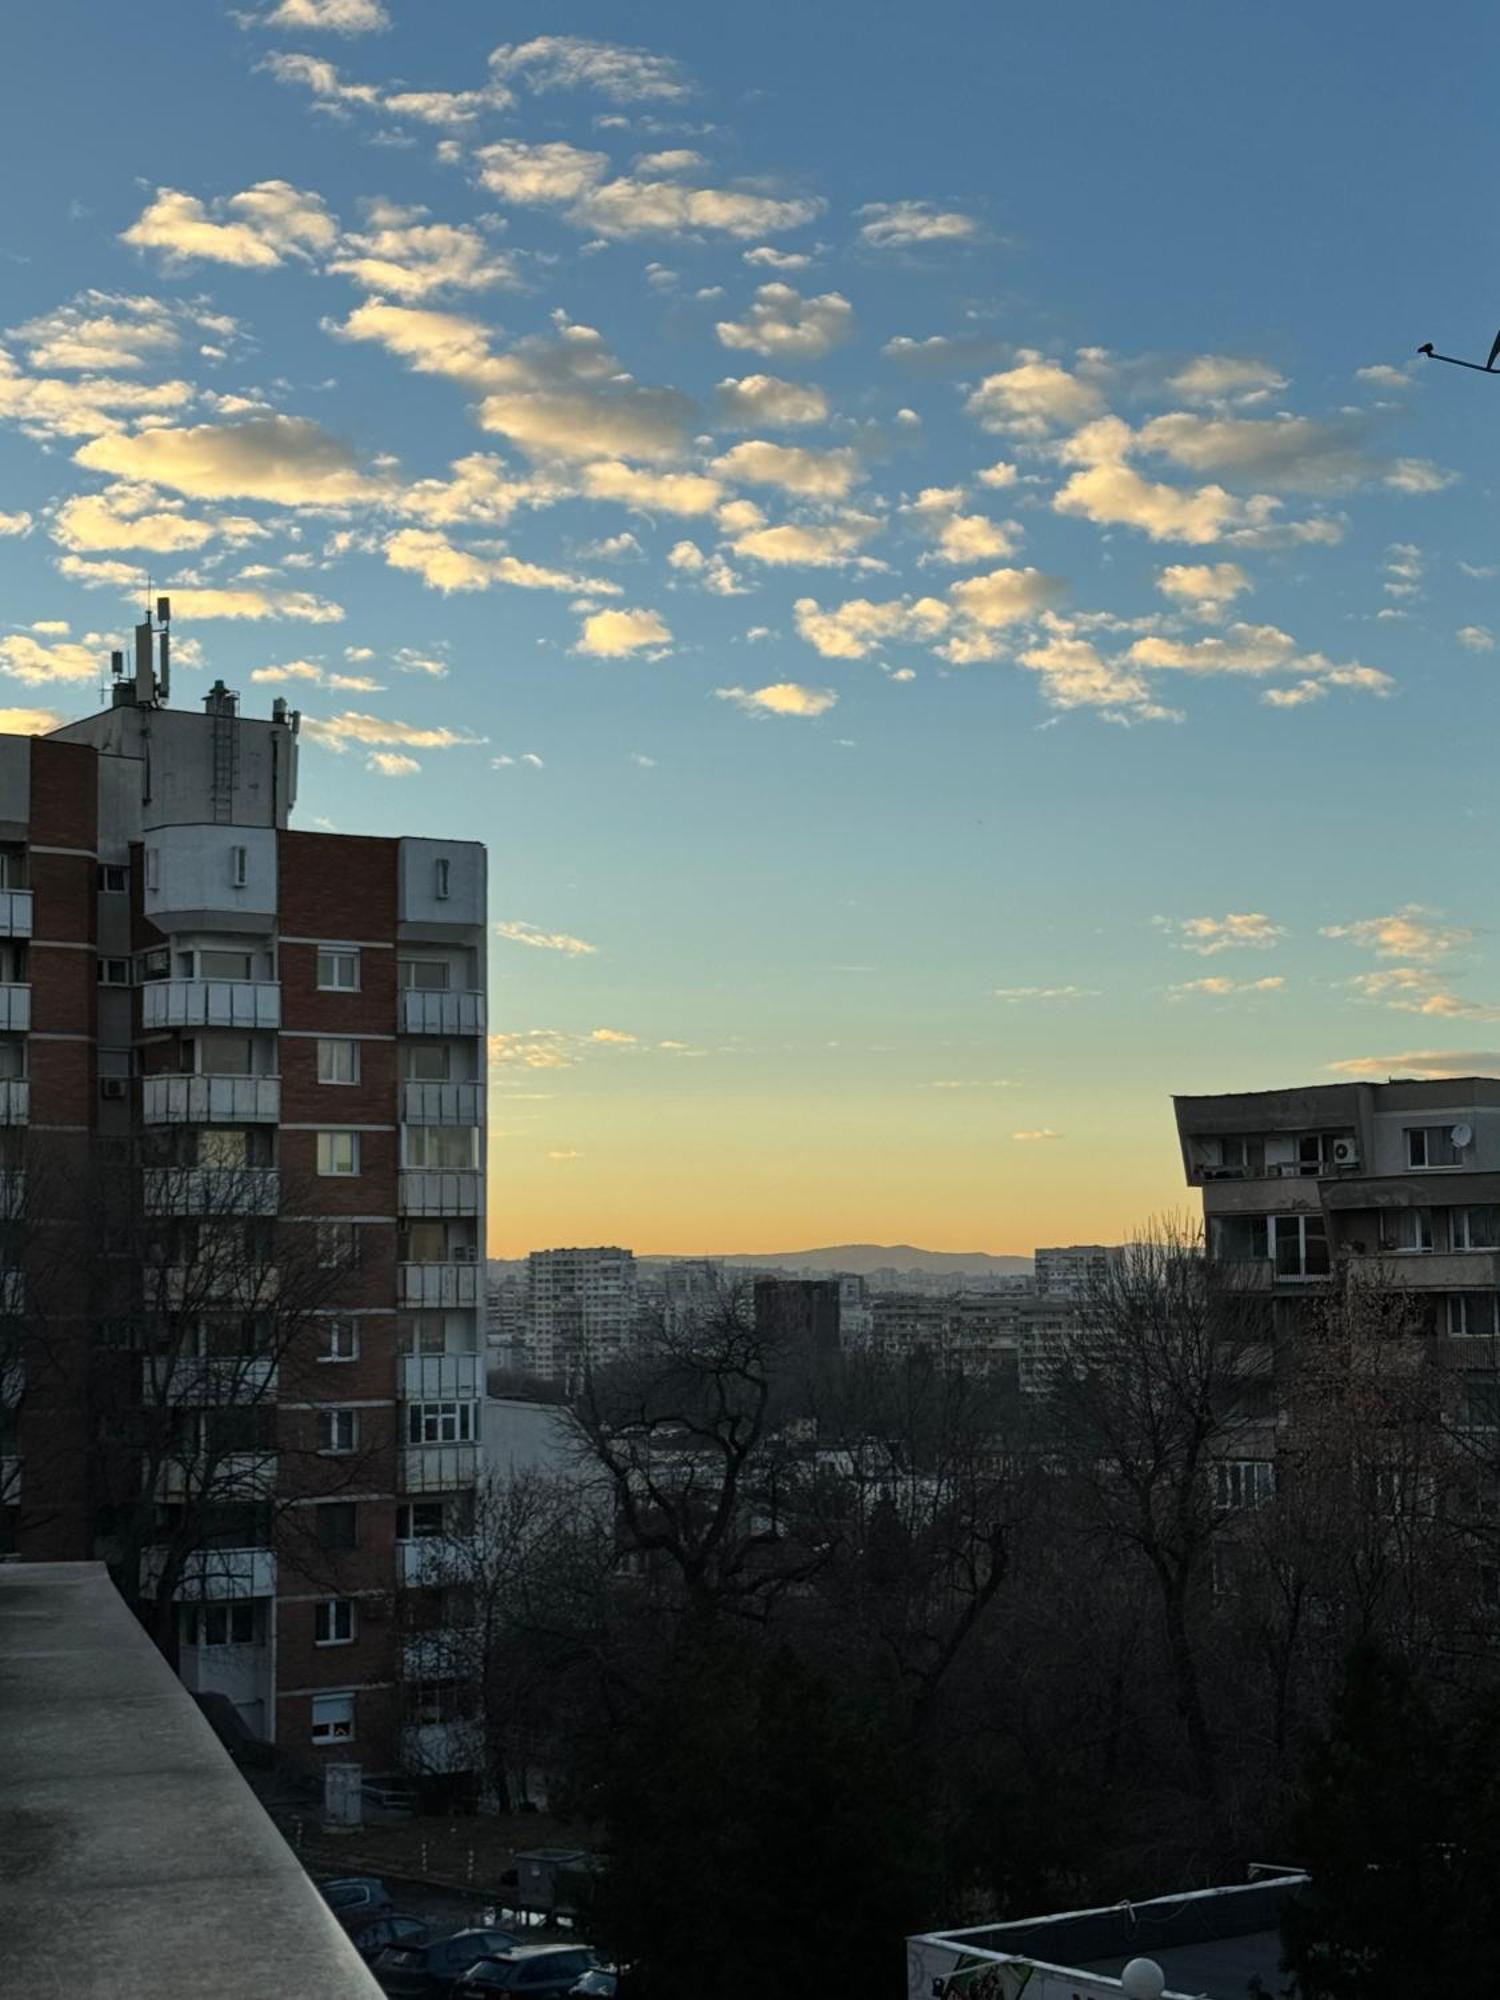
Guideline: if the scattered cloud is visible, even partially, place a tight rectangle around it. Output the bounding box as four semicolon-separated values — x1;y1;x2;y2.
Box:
1458;624;1495;653
488;35;690;103
716;681;837;717
328;203;517;297
383;526;615;596
1166;356;1287;404
474;138;819;239
0;705;66;734
494;920;599;955
714;374;829;429
299;709;483;752
0;511;32;538
1343;967;1500;1020
366;750;419;775
710;439;860;498
967;356;1105;438
576;606;672;656
1321;905;1471;963
1326;1049;1500;1079
75;415;387;505
716;284;855;360
1156;912;1286;955
1170;975;1285;998
0;634;101;684
122;181;338;270
1012;1128;1061;1142
1156;562;1250;615
857;201;980;249
992;985;1098;1002
255;0;390;30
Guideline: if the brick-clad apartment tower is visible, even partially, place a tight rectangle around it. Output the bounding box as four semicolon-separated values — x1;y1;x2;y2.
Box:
0;606;487;1787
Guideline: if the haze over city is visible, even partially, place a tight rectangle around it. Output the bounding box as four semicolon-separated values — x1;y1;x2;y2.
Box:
3;1;1498;1254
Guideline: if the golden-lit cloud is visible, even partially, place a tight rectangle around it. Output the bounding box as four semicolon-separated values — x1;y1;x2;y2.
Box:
366;750;419;775
1169;975;1285;997
122;181;338;269
257;0;390;30
383;526;616;596
488;35;690;102
50;482;267;554
1157;912;1286;955
1321;906;1472;964
0;706;66;734
328;205;517;297
299;710;483;752
474;138;818;239
714;375;829;429
1012;1128;1062;1142
716;285;855;360
1326;1049;1500;1078
857;201;980;248
1155;562;1250;614
575;607;672;656
494;920;599;955
1166;356;1287;404
579;462;723;515
75;415;388;504
710;439;860;498
716;681;837;717
0;634;101;684
966;357;1104;437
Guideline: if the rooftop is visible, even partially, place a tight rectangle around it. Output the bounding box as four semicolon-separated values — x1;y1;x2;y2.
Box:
0;1562;381;2000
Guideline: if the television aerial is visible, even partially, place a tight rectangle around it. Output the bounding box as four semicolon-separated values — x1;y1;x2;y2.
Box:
1417;326;1500;373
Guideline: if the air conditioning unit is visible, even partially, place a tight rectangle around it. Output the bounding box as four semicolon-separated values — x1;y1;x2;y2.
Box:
100;1078;127;1101
1331;1137;1360;1169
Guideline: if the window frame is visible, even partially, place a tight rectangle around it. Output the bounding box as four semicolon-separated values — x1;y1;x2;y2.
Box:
318;1318;359;1364
317;1038;361;1087
97;863;128;895
316;1131;360;1179
318;1408;358;1456
316;948;360;994
314;1598;357;1647
407;1400;477;1446
97;957;131;987
310;1691;356;1744
316;1501;359;1551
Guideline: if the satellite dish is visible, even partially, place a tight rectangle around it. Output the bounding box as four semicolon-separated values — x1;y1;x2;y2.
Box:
1452;1122;1474;1150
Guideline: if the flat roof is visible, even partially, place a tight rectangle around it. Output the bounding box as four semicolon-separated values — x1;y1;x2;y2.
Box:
0;1562;382;2000
1077;1928;1283;1998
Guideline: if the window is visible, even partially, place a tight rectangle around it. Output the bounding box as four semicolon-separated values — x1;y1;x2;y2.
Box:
318;1039;360;1086
317;949;360;992
230;846;248;888
1452;1207;1500;1252
398;959;450;991
311;1692;355;1744
403;1126;479;1171
97;864;128;894
1380;1207;1434;1253
1463;1374;1500;1429
319;1318;358;1362
403;1044;451;1082
315;1598;356;1646
200;949;254;982
183;1602;255;1647
316;1219;358;1269
1271;1213;1329;1279
397;1315;446;1357
397;1500;445;1540
1211;1214;1269;1262
408;1400;476;1446
316;1132;359;1177
434;857;451;901
319;1409;358;1454
97;958;130;986
1214;1459;1275;1509
316;1502;358;1550
144;848;160;892
1450;1293;1500;1338
197;1032;255;1077
98;1047;133;1079
1408;1125;1470;1169
138;947;169;982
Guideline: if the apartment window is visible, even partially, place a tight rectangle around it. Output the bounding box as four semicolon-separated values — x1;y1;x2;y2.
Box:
1452;1206;1500;1252
434;857;451;901
403;1044;451;1083
397;1500;445;1540
1462;1374;1500;1429
316;1501;358;1550
1450;1293;1500;1338
398;959;450;991
197;1033;255;1077
98;1047;133;1079
1271;1213;1329;1279
1408;1125;1470;1169
1380;1207;1434;1254
397;1315;446;1357
316;1132;359;1178
97;958;130;986
200;949;254;982
1218;1136;1265;1177
144;848;160;892
183;1602;255;1648
230;846;248;888
311;1692;355;1744
408;1401;476;1446
1214;1460;1275;1509
1211;1214;1269;1262
317;949;360;992
319;1318;358;1362
319;1409;358;1455
315;1599;356;1647
138;947;170;983
316;1219;358;1269
318;1039;360;1086
97;864;128;894
403;1126;478;1172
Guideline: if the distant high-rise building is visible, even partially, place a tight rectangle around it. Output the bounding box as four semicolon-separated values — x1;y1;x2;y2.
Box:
527;1246;637;1388
1034;1243;1122;1299
753;1276;844;1356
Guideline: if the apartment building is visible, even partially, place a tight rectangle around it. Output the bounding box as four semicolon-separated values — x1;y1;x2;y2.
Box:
1034;1243;1122;1298
526;1245;638;1389
0;606;487;1784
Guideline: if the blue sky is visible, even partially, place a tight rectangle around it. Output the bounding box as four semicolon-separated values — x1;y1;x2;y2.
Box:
3;1;1500;1253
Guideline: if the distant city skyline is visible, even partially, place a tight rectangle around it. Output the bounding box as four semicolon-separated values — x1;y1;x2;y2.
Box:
4;4;1499;1254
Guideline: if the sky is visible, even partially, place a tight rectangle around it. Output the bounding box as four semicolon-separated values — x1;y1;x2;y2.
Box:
3;2;1500;1256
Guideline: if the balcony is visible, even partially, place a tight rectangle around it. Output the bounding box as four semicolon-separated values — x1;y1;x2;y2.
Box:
142;1076;280;1125
142;979;281;1032
153;1266;281;1312
401;1718;482;1775
153;1453;276;1503
0;1355;22;1405
0;890;33;939
0;985;29;1033
403;1628;473;1679
1350;1249;1500;1290
400;990;485;1037
400;1442;479;1493
401;1352;484;1402
143;1167;281;1216
398;1171;483;1219
0;1172;23;1221
399;1080;484;1126
140;1544;276;1601
0;1453;18;1502
142;1355;278;1405
0;1081;26;1127
397;1536;476;1588
398;1262;480;1309
0;1271;23;1316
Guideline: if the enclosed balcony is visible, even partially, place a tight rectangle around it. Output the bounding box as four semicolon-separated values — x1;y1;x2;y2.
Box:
400;1352;484;1402
400;990;485;1037
139;1544;277;1601
403;1629;472;1678
400;1442;479;1493
398;1262;480;1309
142;1076;280;1125
143;1167;281;1216
153;1266;280;1312
400;1080;484;1125
0;1272;24;1316
0;1355;22;1405
398;1171;483;1219
0;890;33;940
142;1355;278;1405
0;985;30;1034
153;1453;276;1504
142;980;281;1032
397;1536;475;1587
0;1082;27;1127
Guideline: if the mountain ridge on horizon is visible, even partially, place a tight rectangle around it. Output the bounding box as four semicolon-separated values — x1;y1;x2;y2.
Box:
489;1243;1034;1275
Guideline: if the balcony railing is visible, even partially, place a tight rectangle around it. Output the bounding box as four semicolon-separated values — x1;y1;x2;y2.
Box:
142;1355;278;1406
400;990;486;1037
153;1453;276;1503
143;1167;281;1216
0;985;30;1034
397;1536;476;1587
142;1076;280;1125
0;1453;19;1502
140;1545;277;1601
398;1170;482;1218
401;1352;484;1402
142;980;281;1031
400;1081;484;1126
400;1442;479;1493
401;1718;482;1775
398;1262;480;1309
0;890;33;940
0;1081;26;1127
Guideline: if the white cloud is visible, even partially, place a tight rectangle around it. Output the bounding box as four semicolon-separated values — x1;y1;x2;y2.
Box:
75;415;387;505
966;357;1104;437
716;681;838;717
710;439;860;498
993;986;1098;1002
1459;624;1496;653
1321;906;1472;963
714;374;829;429
1012;1129;1061;1142
299;710;483;752
488;35;690;102
793;591;953;660
1342;967;1500;1020
257;0;390;30
1053;420;1260;543
474;139;819;239
383;527;615;597
250;660;324;683
1155;562;1250;615
728;512;882;569
122;181;337;269
1166;356;1287;403
1169;975;1285;998
1014;635;1158;716
0;512;32;538
10;292;196;373
857;201;979;248
716;285;855;360
1326;1049;1500;1078
579;461;723;515
1127;623;1299;676
744;245;811;271
0;355;195;441
1385;458;1456;494
366;750;419;775
494;918;599;955
328;206;517;297
0;706;65;734
576;607;672;657
146;586;344;623
50;482;266;554
1156;912;1286;955
977;460;1019;488
903;486;1019;565
0;634;102;684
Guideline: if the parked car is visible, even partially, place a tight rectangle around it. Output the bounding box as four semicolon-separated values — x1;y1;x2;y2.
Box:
373;1927;524;1997
319;1876;393;1926
569;1972;618;1999
451;1946;600;1998
350;1915;433;1963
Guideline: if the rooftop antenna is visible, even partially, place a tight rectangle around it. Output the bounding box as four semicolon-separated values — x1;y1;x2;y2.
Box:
1417;325;1500;373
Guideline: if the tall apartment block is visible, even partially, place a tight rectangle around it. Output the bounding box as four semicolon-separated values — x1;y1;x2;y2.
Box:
525;1246;637;1389
0;605;487;1788
1034;1243;1123;1298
